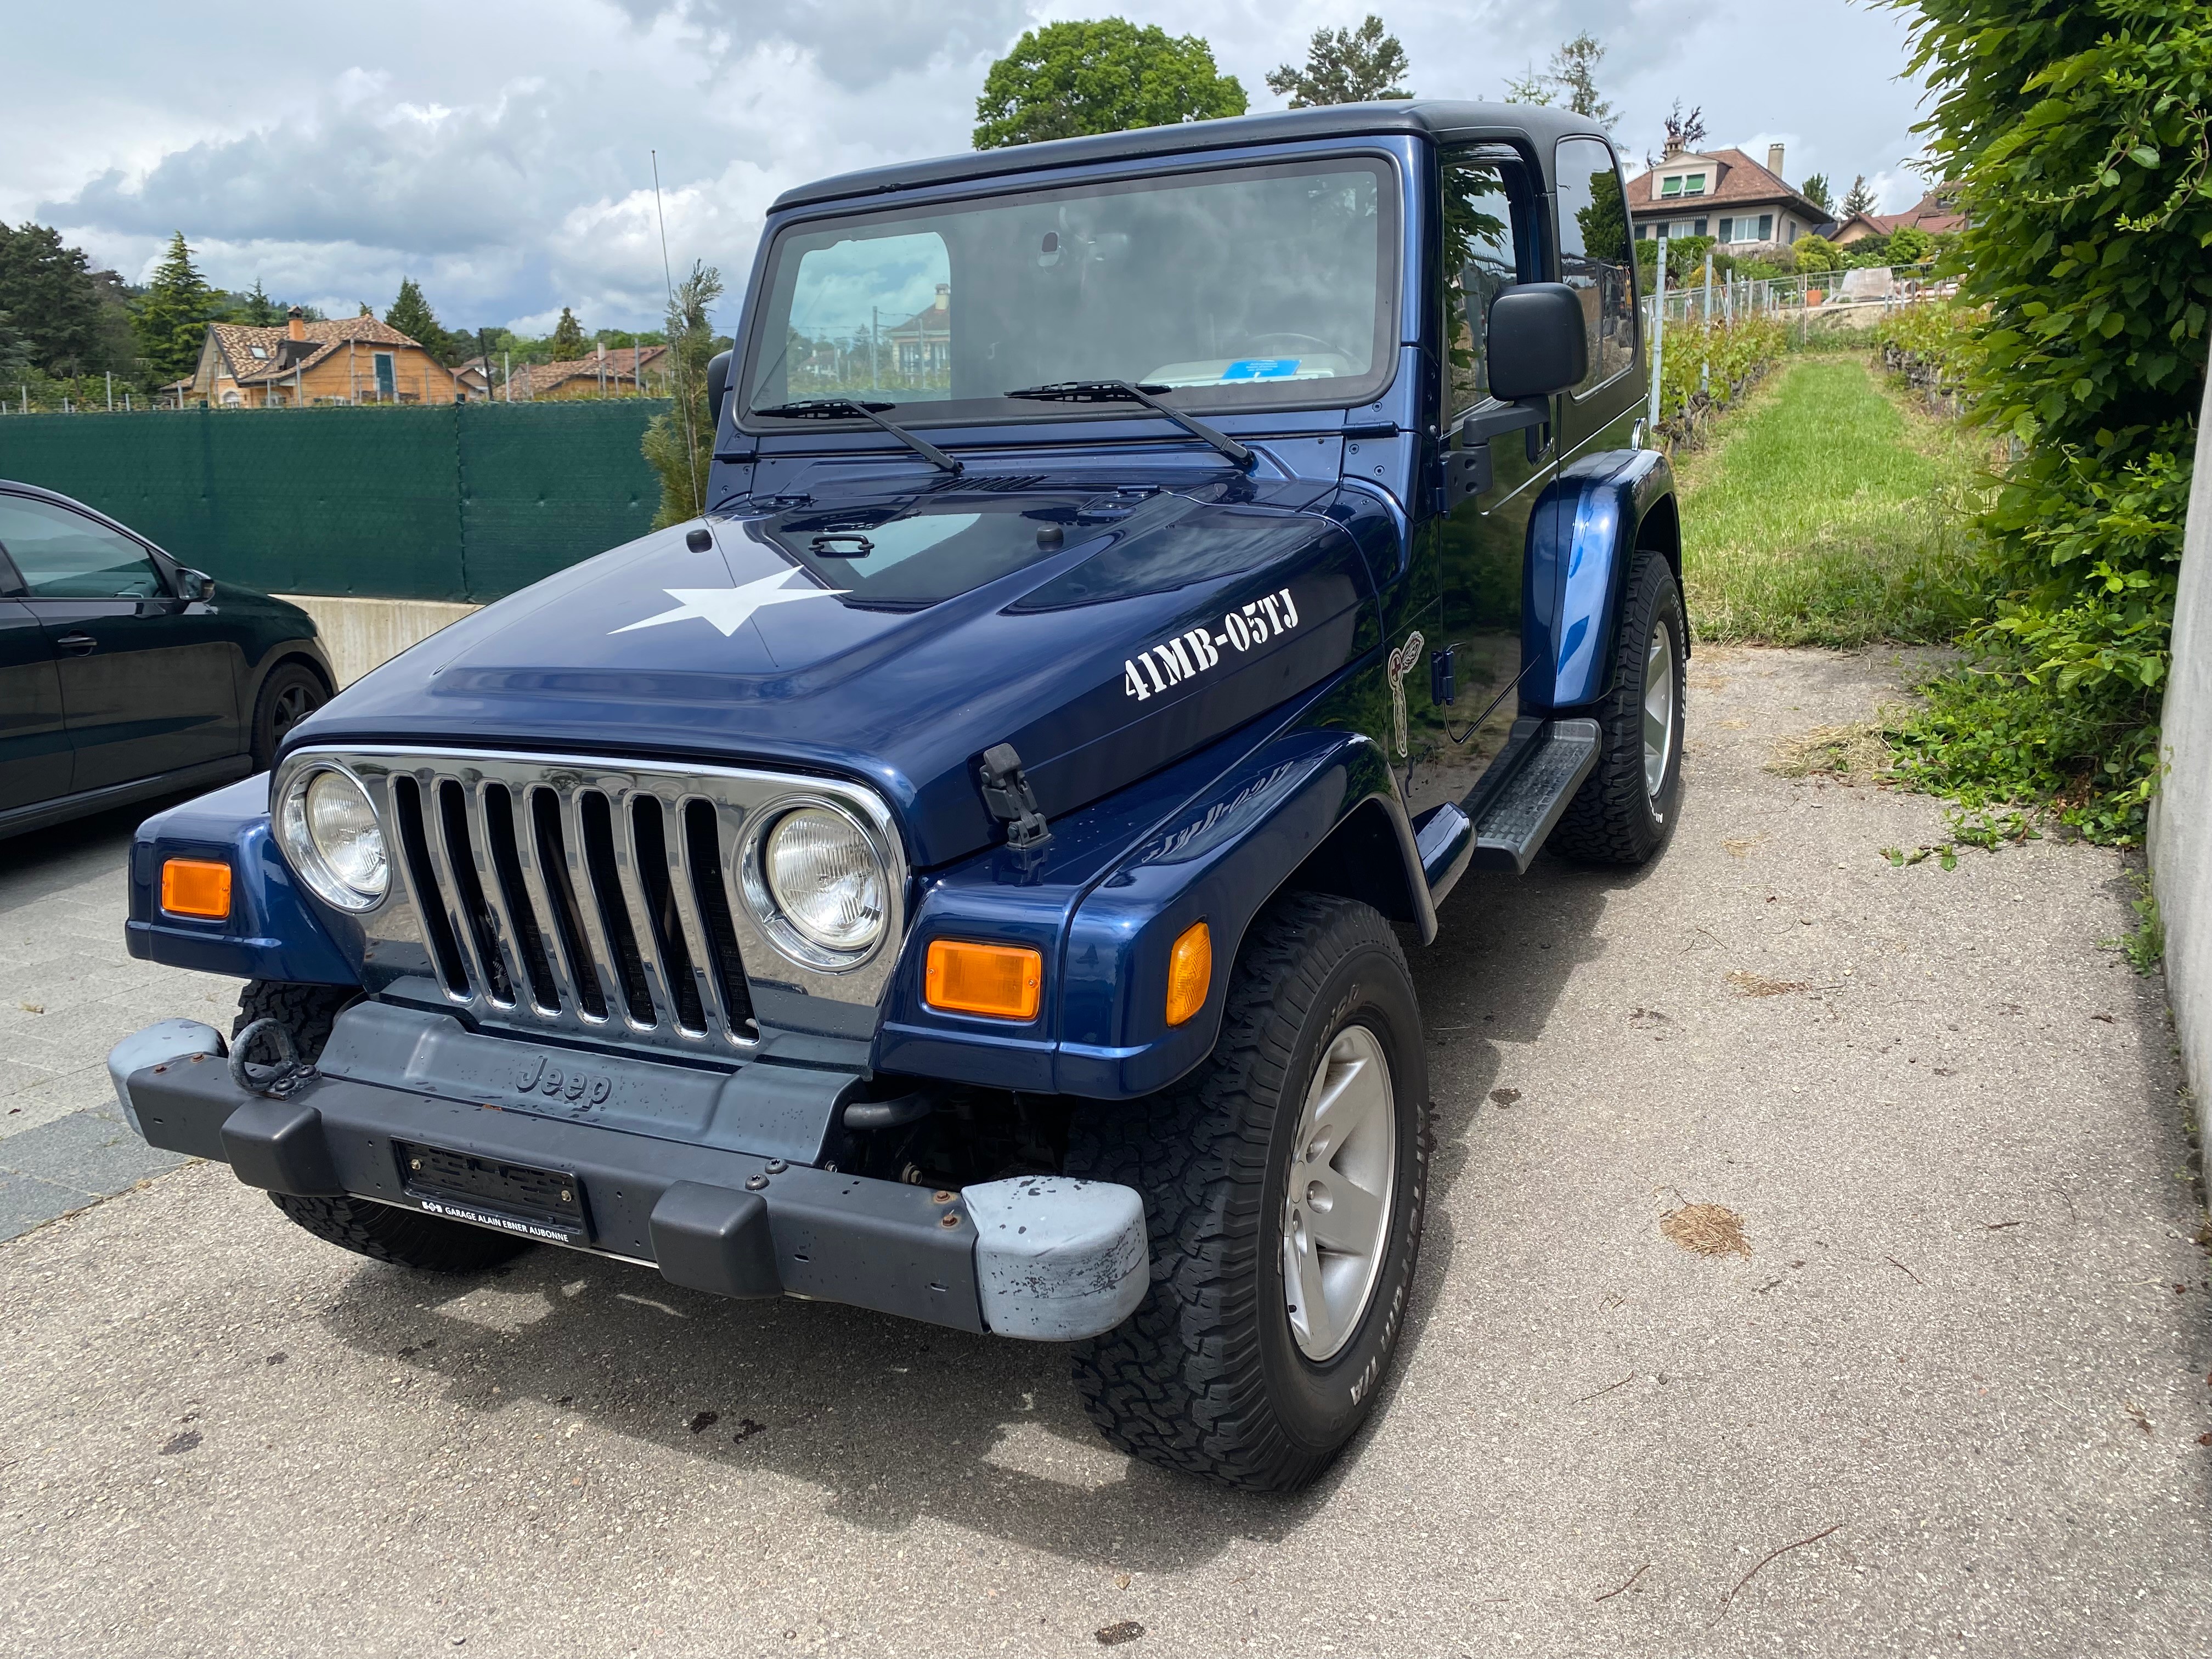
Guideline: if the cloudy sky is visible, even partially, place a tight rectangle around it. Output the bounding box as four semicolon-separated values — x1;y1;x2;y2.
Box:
8;1;1936;334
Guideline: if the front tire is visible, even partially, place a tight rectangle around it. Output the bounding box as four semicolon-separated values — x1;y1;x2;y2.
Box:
1068;894;1430;1491
1547;549;1687;865
234;980;532;1274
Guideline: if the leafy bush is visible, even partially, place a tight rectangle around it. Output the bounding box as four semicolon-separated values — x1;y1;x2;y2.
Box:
1655;314;1786;432
1881;0;2212;844
1792;233;1842;273
1872;302;1982;385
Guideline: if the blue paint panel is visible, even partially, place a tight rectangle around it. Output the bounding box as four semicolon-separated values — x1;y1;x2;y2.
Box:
124;775;359;987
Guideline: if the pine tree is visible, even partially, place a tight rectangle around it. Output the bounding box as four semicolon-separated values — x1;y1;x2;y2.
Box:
133;232;220;388
1800;173;1834;217
550;307;588;358
1546;33;1615;128
240;278;279;326
1265;15;1412;108
1841;174;1877;218
386;277;454;363
642;263;725;526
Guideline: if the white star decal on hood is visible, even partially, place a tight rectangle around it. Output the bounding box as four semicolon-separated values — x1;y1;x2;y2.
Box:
610;569;847;637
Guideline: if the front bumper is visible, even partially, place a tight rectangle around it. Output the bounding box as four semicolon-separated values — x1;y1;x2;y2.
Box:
112;1018;1148;1342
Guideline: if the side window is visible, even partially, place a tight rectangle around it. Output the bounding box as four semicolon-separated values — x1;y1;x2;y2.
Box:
0;495;164;599
1554;138;1637;393
1438;150;1537;417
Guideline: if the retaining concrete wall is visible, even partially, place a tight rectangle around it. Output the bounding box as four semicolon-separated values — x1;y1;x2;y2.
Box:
2149;368;2212;1181
280;594;479;687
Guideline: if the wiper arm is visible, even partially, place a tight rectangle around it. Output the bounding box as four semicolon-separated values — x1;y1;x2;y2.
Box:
1002;380;1254;469
752;397;963;475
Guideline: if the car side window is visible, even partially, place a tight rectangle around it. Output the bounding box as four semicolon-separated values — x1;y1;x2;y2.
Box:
0;495;165;599
1554;137;1637;394
1438;149;1537;420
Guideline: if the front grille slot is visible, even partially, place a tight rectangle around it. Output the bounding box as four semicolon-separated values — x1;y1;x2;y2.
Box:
391;776;469;996
579;791;654;1026
309;748;904;1058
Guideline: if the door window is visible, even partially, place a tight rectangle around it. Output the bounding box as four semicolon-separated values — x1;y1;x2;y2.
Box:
0;495;164;598
1438;150;1538;417
374;353;396;396
1555;138;1637;394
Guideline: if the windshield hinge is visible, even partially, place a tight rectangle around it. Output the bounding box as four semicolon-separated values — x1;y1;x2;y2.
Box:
977;743;1051;850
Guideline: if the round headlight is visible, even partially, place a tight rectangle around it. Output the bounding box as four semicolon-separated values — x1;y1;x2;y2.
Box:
762;805;885;955
279;765;387;911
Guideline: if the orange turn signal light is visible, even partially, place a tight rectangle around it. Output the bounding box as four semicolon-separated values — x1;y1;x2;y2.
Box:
161;857;233;920
1165;919;1212;1026
925;939;1042;1021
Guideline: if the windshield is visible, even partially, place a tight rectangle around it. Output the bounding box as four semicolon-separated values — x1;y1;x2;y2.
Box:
742;156;1398;427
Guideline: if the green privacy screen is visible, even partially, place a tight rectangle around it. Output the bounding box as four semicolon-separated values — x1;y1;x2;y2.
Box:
0;400;670;602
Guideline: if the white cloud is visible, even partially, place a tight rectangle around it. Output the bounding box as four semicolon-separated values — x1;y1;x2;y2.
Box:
16;0;1936;333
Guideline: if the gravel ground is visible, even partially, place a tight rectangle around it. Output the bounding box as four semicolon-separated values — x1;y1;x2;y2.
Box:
3;645;2207;1658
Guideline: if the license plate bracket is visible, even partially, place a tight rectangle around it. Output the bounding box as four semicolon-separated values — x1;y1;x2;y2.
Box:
394;1140;588;1244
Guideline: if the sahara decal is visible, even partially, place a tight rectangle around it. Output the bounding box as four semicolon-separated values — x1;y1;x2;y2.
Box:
1386;630;1425;758
1122;587;1302;702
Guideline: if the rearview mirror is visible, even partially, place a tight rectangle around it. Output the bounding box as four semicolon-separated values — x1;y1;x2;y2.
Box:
706;349;733;430
1486;284;1588;401
178;567;216;602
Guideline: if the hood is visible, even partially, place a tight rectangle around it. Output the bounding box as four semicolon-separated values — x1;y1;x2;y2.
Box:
298;470;1381;867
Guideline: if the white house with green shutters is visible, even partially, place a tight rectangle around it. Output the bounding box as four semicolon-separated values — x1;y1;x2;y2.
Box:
1624;142;1832;253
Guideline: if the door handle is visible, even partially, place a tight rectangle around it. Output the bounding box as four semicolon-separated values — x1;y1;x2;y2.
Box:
55;633;97;654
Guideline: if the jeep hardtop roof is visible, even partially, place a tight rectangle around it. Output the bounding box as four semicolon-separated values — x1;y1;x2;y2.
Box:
772;99;1612;211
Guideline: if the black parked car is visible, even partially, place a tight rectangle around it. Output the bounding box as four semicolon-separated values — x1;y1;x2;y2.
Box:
0;479;333;838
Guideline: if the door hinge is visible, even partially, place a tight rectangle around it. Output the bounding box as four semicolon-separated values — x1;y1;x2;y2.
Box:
1430;646;1456;707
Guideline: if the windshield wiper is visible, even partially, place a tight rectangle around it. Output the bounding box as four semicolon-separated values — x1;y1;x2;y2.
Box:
1002;380;1254;469
752;397;963;475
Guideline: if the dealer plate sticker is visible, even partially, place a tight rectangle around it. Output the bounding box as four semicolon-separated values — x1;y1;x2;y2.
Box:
413;1195;583;1245
1123;586;1301;702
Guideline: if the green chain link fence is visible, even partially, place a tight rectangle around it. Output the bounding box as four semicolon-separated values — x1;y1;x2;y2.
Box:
0;400;670;602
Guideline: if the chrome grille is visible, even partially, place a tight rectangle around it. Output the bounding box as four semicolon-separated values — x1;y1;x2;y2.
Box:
275;748;906;1055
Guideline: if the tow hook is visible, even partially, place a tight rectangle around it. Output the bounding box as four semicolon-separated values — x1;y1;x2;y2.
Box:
228;1018;314;1098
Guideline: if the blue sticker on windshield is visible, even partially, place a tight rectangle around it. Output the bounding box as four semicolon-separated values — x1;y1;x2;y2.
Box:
1220;358;1300;380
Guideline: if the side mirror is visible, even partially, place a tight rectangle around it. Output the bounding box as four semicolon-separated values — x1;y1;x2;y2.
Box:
1486;283;1588;401
706;349;733;430
179;567;216;602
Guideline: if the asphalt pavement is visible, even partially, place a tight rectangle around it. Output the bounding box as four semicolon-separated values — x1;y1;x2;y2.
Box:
3;646;2207;1657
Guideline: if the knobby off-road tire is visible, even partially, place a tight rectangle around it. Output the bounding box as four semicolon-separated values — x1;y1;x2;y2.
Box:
249;661;329;772
234;980;532;1274
1067;893;1431;1492
1547;549;1688;865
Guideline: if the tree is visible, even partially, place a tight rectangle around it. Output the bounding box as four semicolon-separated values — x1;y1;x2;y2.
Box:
1266;14;1411;108
642;262;726;527
1790;233;1841;273
133;232;220;387
0;222;133;378
387;278;456;363
1839;174;1877;218
1662;101;1707;155
1500;32;1612;127
239;279;280;327
1876;0;2212;842
974;20;1245;148
1800;173;1833;217
549;306;588;358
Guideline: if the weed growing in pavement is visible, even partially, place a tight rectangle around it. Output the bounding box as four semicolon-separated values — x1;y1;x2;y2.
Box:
2099;873;2165;976
1881;807;2039;871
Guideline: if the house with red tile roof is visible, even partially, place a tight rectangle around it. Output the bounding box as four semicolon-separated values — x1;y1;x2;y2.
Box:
1626;142;1832;255
188;308;461;407
1832;187;1966;247
503;344;668;400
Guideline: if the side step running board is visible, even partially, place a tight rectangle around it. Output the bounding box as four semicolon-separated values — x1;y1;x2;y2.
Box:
1465;716;1601;874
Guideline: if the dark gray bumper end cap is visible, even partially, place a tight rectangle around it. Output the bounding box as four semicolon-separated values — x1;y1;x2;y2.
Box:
650;1181;780;1300
220;1098;342;1195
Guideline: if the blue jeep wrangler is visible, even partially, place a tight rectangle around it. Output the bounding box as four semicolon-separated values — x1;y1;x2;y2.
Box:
111;101;1681;1491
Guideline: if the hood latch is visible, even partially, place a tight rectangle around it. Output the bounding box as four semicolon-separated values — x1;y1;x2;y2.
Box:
977;743;1052;850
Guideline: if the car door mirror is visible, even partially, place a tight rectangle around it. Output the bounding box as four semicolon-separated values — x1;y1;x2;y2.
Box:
1486;283;1588;401
706;349;733;430
178;567;216;601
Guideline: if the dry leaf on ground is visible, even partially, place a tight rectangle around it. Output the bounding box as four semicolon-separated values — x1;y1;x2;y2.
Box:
1768;722;1894;782
1662;1203;1752;1259
1728;970;1810;997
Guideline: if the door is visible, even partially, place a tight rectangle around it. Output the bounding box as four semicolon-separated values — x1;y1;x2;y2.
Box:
1554;136;1643;459
0;492;241;791
1400;145;1551;821
0;590;69;810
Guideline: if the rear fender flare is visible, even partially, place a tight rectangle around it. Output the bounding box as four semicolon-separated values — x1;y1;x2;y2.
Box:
1532;448;1679;710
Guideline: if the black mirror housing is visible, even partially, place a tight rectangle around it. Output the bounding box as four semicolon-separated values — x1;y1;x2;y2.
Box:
706;349;733;430
1486;284;1588;402
179;567;216;602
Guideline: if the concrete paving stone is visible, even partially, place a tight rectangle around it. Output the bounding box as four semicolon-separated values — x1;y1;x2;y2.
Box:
0;1104;186;1194
0;647;2205;1659
0;1165;96;1242
0;1064;125;1140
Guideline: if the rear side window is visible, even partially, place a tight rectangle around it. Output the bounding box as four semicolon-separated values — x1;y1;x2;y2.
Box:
1554;137;1637;393
0;494;165;598
1438;149;1539;417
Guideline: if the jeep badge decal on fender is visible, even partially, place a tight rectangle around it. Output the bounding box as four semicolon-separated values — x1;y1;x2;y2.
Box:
1123;586;1302;701
1386;630;1424;757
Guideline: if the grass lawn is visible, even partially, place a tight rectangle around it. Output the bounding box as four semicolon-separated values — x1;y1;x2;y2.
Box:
1675;354;1989;646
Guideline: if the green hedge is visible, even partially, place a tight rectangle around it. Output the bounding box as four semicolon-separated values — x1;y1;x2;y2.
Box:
0;399;669;602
